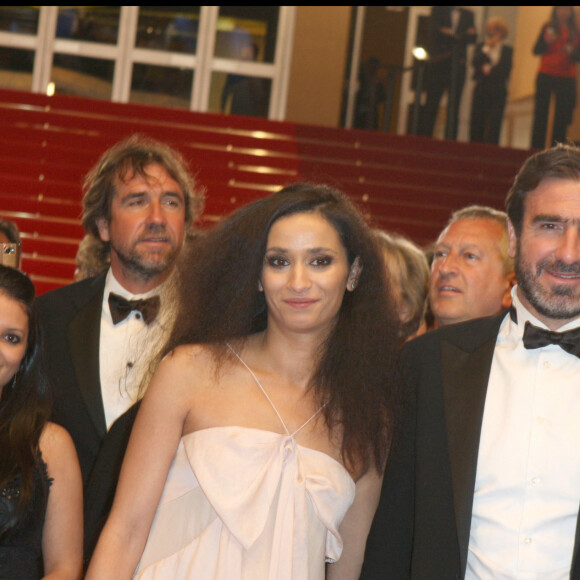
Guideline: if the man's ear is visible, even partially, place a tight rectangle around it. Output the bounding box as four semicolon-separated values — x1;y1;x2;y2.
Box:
347;257;363;291
96;218;110;243
502;271;516;309
507;218;517;259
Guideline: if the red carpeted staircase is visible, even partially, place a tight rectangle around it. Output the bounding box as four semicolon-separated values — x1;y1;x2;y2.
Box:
0;88;532;294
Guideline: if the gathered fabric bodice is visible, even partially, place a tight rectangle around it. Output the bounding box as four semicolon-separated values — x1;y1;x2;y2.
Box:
133;346;356;579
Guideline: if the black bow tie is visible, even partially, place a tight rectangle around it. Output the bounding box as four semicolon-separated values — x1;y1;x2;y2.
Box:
108;292;160;325
522;321;580;358
510;305;580;358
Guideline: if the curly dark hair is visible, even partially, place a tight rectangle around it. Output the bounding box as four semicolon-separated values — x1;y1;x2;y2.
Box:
0;266;50;534
164;182;401;473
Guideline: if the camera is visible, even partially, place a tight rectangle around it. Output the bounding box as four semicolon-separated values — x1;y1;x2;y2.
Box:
1;243;21;268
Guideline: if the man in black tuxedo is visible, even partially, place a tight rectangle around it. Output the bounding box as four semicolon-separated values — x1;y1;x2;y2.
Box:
361;143;580;579
420;6;477;140
36;134;204;558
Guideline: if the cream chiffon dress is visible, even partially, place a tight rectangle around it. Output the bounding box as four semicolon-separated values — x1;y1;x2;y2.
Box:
133;347;356;580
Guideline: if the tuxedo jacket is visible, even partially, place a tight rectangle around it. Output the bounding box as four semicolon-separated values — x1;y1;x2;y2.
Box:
471;43;513;88
429;6;477;65
37;272;142;560
37;273;108;484
360;312;580;579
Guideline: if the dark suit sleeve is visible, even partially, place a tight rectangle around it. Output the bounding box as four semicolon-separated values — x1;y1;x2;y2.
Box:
492;45;513;82
472;42;488;66
473;44;512;84
461;9;477;45
471;43;489;79
428;6;452;56
83;401;141;562
360;351;416;579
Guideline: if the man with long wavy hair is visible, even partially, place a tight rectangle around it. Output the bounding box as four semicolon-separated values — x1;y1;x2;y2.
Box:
36;134;205;562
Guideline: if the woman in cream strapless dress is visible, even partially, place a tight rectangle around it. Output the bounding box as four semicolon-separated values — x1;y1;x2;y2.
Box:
86;183;401;579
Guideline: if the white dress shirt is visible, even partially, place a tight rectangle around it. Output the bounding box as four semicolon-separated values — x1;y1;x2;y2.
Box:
466;287;580;579
99;269;167;430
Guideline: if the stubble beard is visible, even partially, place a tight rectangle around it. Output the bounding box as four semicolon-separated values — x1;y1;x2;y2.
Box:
515;242;580;321
111;229;180;284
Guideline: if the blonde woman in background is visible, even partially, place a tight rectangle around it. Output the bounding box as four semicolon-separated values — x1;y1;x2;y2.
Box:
469;16;512;145
375;230;429;341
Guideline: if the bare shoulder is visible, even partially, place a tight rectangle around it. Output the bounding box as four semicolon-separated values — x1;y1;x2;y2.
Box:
165;343;217;368
39;422;75;455
144;343;220;408
39;422;79;477
156;344;217;383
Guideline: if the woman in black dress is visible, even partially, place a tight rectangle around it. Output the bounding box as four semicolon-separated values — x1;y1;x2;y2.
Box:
0;266;82;579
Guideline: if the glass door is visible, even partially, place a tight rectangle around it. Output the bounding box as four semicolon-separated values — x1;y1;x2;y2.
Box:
0;6;295;120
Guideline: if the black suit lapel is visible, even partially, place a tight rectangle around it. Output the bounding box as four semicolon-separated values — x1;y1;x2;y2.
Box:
67;282;107;438
440;313;505;576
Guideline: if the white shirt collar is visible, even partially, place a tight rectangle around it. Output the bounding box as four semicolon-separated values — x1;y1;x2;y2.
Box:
104;268;162;301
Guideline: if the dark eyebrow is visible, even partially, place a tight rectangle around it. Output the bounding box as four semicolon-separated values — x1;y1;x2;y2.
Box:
120;191;146;200
265;246;338;254
3;328;25;336
119;191;184;202
531;214;566;224
307;247;338;254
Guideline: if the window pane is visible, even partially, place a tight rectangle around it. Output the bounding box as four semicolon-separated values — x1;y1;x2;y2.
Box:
56;6;121;45
210;71;270;118
0;47;33;91
51;54;114;100
136;6;200;54
215;6;279;64
130;63;193;109
0;6;39;35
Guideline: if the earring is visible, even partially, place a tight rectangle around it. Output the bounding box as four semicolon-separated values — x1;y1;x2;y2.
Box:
258;281;263;292
348;257;362;292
